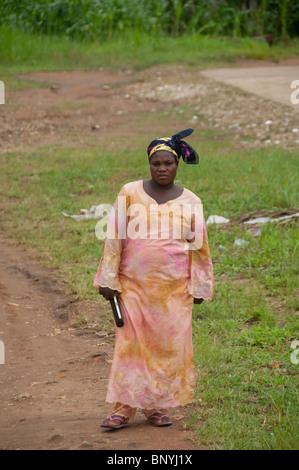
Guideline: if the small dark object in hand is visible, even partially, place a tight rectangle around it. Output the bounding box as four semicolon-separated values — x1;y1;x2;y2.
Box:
110;296;124;327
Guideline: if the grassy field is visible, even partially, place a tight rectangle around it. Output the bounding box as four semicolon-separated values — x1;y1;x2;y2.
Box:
0;27;298;450
1;24;299;76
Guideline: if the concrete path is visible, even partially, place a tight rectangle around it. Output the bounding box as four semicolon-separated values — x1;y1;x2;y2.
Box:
200;65;299;110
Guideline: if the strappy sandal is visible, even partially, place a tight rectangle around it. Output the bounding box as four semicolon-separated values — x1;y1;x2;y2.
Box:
100;414;130;429
147;413;172;427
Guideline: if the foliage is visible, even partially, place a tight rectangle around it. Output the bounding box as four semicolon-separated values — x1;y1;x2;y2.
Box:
1;0;299;41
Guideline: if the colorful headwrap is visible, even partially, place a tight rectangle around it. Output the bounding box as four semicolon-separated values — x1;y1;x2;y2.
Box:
147;128;199;165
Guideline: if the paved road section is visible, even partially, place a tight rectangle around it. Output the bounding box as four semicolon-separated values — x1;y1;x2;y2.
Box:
200;65;299;110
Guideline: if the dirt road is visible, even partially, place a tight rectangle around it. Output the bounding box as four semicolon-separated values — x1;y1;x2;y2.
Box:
1;58;299;155
0;58;298;450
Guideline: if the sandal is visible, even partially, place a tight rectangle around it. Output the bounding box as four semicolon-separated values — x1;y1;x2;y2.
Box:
100;414;130;429
148;413;172;427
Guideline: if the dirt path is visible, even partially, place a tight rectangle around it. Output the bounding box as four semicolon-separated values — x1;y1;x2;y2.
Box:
1;58;299;155
0;58;298;450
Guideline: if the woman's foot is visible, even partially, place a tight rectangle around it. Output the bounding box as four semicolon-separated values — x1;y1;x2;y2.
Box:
100;414;130;429
147;413;172;427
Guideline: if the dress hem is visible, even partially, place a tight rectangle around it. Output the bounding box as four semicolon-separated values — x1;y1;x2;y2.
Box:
105;397;194;411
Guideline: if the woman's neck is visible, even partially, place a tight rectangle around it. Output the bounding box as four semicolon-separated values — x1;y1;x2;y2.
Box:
142;180;183;204
149;179;175;191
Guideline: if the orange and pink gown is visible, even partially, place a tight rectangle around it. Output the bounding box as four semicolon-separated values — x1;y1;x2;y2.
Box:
94;180;214;411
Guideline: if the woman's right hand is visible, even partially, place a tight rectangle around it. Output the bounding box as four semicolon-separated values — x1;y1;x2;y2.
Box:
98;286;120;300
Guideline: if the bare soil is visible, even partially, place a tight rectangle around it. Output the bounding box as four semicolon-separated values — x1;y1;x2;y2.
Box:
1;58;299;155
0;58;298;450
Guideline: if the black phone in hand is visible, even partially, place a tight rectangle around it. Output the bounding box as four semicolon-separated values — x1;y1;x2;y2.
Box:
110;296;124;327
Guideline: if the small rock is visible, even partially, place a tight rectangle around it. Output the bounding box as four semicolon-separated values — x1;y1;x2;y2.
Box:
248;227;262;237
206;215;230;225
172;414;184;419
95;331;109;338
49;434;63;442
13;393;32;401
50;84;60;92
91;351;108;358
80;441;92;448
217;245;226;251
234;238;249;247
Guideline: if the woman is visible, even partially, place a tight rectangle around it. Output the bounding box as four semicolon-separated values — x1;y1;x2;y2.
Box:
94;129;214;429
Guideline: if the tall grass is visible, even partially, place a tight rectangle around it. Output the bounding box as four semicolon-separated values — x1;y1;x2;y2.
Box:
1;0;299;41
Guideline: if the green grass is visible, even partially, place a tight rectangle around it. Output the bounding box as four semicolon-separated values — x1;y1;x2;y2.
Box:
1;25;299;76
1;0;299;43
192;291;299;449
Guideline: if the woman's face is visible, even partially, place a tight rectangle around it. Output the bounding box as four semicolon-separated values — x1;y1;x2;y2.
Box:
149;151;178;186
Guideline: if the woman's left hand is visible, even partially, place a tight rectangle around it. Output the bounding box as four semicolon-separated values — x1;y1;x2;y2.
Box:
99;286;120;300
194;298;204;304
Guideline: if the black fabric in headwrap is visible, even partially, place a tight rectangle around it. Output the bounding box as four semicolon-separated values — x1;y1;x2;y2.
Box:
147;128;199;164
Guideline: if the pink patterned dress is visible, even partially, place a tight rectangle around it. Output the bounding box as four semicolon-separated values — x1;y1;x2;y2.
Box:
94;180;214;411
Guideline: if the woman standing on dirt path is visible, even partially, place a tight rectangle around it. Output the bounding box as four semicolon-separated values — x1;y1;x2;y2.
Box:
94;129;214;429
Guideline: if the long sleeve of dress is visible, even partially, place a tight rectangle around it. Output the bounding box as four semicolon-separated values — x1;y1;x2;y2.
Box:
93;186;128;292
188;212;214;301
